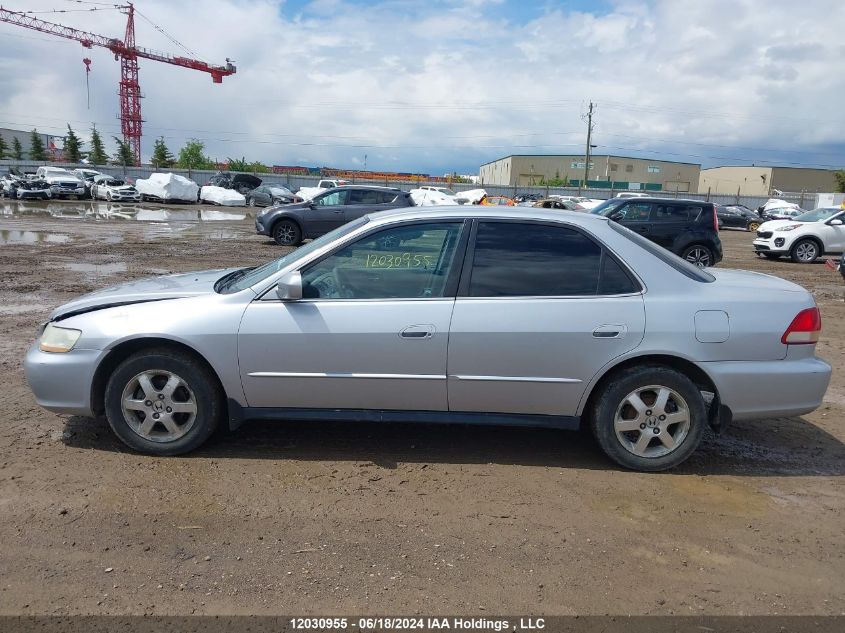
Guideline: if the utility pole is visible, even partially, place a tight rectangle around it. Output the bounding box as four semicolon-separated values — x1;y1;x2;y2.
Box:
580;101;595;195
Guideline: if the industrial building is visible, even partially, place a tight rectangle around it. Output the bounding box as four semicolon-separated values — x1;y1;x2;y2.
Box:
0;127;60;160
479;154;702;193
699;166;842;196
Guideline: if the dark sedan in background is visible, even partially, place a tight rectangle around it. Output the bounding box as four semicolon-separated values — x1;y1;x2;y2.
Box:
256;185;415;245
716;205;763;232
245;184;299;207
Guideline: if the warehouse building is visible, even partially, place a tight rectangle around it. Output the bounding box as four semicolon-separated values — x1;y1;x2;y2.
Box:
699;166;841;196
479;154;702;193
0;127;59;160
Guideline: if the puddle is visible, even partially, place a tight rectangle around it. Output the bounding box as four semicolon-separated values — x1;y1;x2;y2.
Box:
0;230;71;244
135;209;199;222
200;209;247;221
63;262;128;278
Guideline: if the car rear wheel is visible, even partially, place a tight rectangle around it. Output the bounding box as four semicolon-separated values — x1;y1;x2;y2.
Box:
747;221;760;232
272;219;302;246
680;244;713;268
248;197;256;207
104;349;222;455
791;239;820;264
590;365;706;471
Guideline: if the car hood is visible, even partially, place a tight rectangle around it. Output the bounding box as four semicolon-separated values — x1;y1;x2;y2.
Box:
709;268;807;293
50;267;240;321
758;219;807;230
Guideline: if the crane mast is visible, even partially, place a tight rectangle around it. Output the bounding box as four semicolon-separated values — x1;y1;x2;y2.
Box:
0;3;236;165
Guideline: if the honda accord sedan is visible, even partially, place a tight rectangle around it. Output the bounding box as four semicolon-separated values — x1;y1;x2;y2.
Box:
24;208;831;471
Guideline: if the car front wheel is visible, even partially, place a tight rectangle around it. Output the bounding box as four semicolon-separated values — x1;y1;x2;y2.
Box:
104;348;222;455
790;239;820;264
680;244;713;268
747;221;760;232
590;365;706;471
272;219;302;246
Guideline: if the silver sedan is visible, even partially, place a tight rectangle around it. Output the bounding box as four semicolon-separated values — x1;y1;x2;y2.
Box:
24;207;831;471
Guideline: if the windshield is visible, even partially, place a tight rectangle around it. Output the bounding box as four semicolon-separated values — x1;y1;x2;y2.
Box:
795;207;841;222
590;198;626;215
220;217;370;294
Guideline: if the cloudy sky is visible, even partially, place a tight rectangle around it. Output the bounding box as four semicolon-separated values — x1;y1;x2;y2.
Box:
1;0;843;175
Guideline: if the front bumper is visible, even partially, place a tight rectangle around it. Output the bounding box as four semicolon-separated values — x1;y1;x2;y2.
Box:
255;215;270;236
111;192;141;201
24;342;103;417
51;186;85;197
753;236;790;253
704;355;831;421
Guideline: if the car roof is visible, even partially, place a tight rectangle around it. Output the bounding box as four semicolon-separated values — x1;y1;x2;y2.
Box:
366;205;611;226
615;197;710;204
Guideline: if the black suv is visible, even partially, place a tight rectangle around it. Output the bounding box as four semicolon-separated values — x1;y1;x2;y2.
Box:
256;185;414;246
591;197;722;267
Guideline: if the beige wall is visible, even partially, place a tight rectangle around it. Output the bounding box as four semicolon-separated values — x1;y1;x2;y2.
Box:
479;155;700;192
700;166;840;195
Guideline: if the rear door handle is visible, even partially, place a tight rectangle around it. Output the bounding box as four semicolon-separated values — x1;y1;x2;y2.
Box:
400;325;434;339
593;324;627;339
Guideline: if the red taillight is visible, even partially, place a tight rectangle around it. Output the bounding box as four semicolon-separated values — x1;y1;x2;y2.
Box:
712;204;719;232
781;307;822;345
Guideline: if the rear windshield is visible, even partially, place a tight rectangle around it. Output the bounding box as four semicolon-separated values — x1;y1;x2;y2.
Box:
607;221;715;283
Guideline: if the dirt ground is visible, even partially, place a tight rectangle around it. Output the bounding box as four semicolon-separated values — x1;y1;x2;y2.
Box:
0;199;843;616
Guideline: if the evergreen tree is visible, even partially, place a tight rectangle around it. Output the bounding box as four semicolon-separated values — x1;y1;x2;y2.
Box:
29;129;48;161
151;137;175;169
112;137;135;167
0;135;8;160
89;125;108;165
12;137;23;160
64;124;83;163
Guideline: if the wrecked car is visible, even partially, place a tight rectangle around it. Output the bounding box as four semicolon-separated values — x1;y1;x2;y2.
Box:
90;175;141;202
206;172;262;195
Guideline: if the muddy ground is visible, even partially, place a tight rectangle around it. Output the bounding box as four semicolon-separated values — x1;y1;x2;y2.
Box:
0;199;843;616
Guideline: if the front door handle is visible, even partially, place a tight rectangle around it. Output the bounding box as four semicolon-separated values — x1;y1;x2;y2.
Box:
399;324;434;339
593;324;627;339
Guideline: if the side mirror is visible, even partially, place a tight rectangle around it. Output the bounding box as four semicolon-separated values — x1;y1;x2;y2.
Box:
275;271;303;301
307;201;316;209
830;219;843;226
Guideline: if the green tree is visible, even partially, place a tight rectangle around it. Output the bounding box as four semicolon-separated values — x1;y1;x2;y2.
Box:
112;136;135;167
226;156;249;172
0;135;8;160
834;170;845;193
151;137;174;169
29;129;48;161
89;125;108;165
64;124;83;163
177;139;214;172
12;137;23;160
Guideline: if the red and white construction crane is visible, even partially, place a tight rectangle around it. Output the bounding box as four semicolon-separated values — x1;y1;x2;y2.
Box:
0;3;236;165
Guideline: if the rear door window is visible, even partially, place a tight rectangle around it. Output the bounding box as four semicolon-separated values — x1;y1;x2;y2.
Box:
651;204;692;222
467;222;636;297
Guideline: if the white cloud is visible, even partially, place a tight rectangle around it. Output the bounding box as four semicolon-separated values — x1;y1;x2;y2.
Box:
0;0;843;173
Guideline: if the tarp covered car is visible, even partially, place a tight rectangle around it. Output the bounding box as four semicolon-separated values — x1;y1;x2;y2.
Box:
454;189;487;204
409;188;457;206
135;173;199;203
200;185;247;206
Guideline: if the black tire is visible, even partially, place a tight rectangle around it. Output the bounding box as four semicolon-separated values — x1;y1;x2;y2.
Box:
104;348;223;456
680;244;714;268
589;365;706;472
272;219;302;246
790;238;820;264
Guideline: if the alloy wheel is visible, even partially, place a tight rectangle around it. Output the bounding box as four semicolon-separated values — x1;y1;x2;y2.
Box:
120;370;198;443
614;385;691;458
274;223;297;245
684;247;711;268
795;241;817;262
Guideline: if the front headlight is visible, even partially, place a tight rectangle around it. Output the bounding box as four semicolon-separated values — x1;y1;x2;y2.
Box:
39;323;82;353
776;224;801;232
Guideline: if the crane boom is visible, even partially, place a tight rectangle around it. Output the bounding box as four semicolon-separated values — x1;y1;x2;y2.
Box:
0;3;236;164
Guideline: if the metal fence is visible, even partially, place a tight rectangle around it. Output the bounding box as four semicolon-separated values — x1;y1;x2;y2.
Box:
0;159;822;210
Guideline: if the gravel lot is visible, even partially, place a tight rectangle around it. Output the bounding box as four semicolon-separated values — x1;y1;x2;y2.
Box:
0;200;843;616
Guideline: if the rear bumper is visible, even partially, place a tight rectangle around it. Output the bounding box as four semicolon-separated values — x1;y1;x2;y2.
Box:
703;356;831;421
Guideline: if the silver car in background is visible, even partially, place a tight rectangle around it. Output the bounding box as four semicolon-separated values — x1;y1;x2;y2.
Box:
24;207;831;471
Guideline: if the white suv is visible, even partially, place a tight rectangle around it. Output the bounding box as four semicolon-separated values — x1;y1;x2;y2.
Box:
34;167;85;199
753;207;845;263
